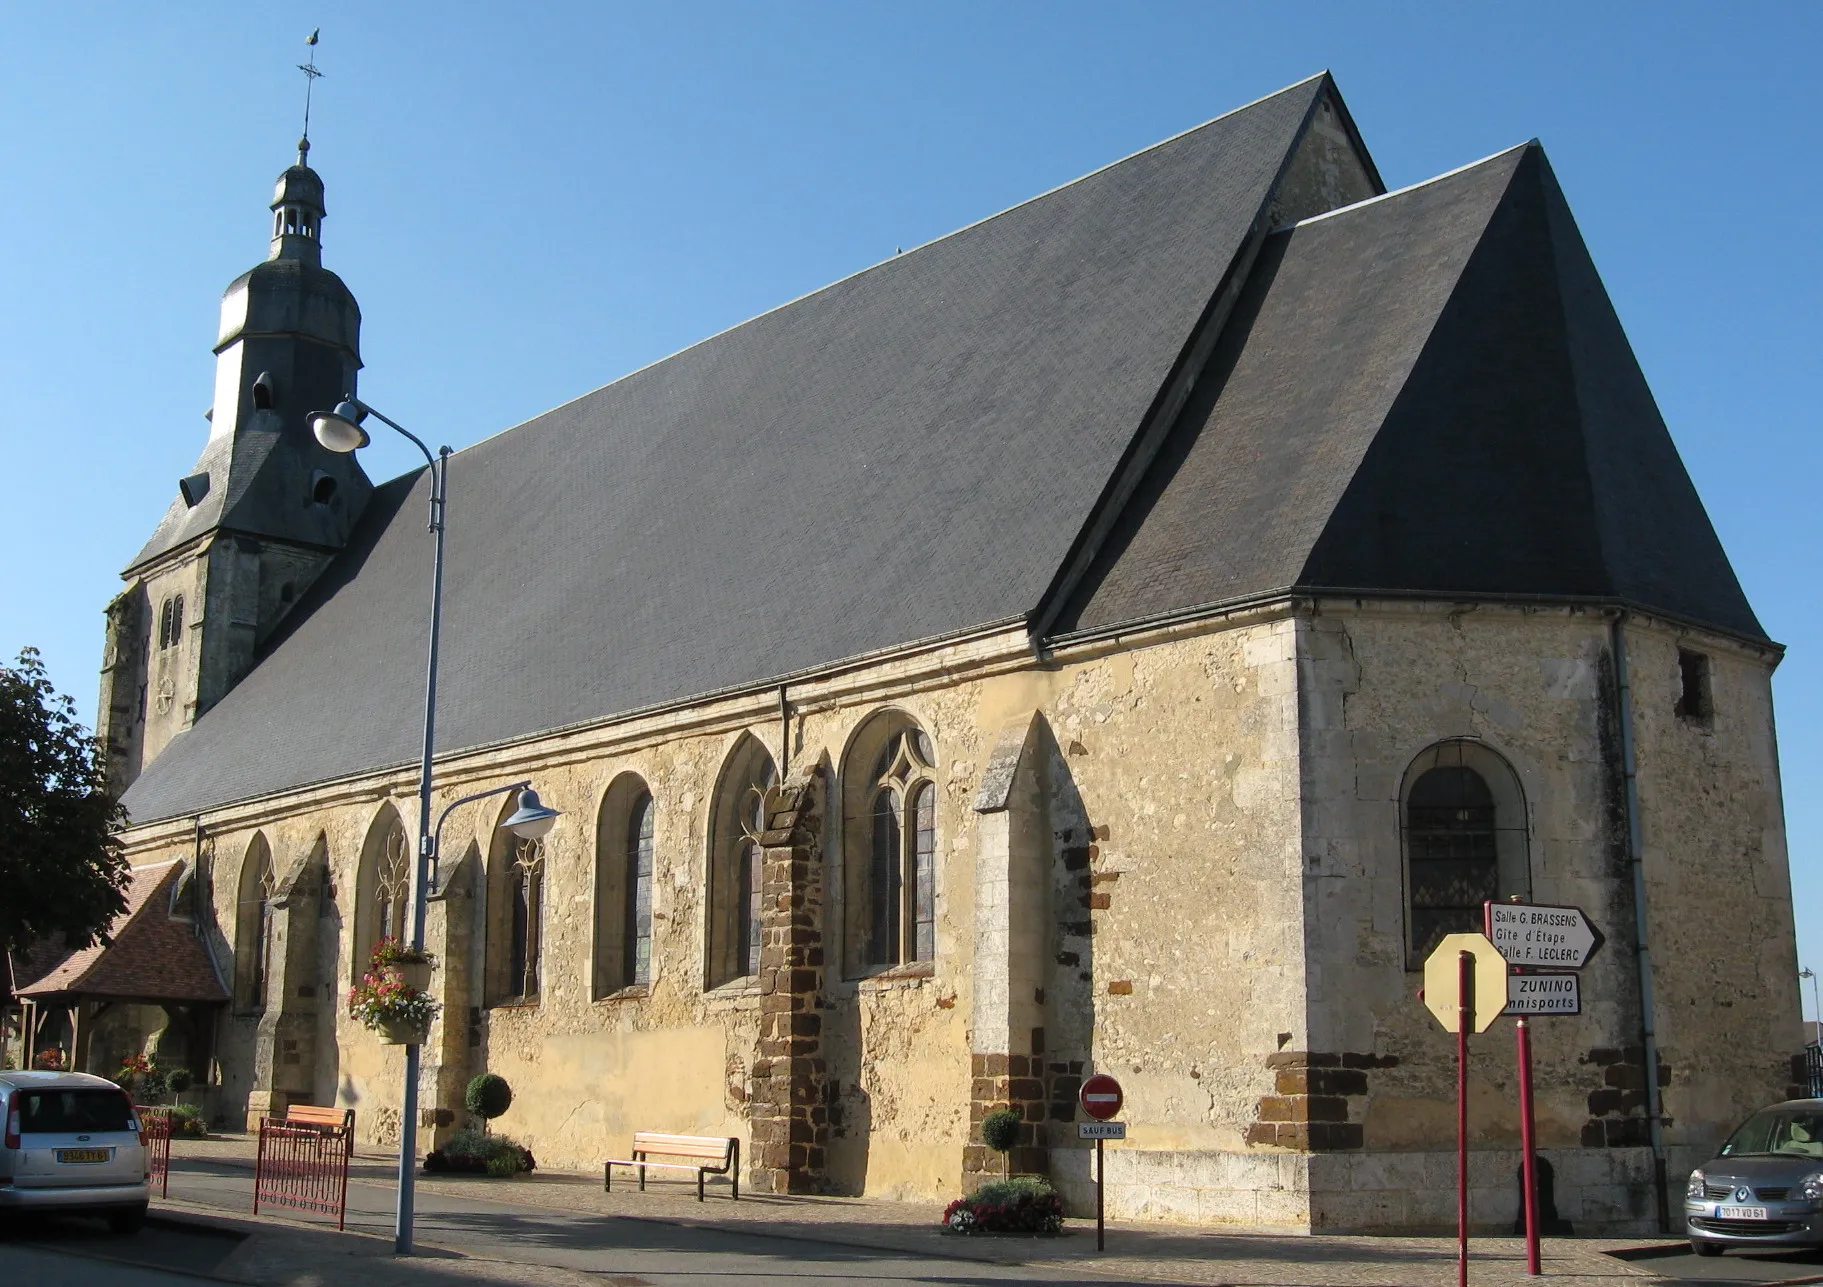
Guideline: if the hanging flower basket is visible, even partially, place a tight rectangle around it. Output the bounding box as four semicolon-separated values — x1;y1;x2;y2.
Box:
371;937;436;991
390;961;433;992
377;1015;431;1046
349;939;439;1044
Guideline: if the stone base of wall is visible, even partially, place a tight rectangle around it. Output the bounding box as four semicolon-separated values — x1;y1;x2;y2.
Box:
1047;1146;1661;1235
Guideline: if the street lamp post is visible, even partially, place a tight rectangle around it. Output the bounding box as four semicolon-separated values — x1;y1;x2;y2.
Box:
310;399;561;1255
1803;969;1820;1044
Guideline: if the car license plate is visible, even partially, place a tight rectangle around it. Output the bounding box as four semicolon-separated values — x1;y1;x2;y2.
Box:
1726;1206;1769;1220
56;1148;109;1164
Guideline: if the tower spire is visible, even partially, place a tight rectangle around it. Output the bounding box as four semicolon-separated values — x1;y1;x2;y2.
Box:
297;28;322;165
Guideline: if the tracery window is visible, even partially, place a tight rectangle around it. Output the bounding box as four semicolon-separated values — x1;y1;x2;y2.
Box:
842;714;938;975
706;735;776;989
234;835;276;1011
352;807;411;980
374;824;410;946
593;774;655;997
1401;740;1530;968
506;837;545;1002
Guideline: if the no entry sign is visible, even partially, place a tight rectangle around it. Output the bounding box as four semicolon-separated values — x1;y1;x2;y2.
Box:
1080;1074;1123;1121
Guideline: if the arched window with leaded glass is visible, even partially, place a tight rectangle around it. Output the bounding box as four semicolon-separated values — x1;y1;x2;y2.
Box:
706;734;776;990
234;834;276;1011
594;773;656;997
1401;740;1530;968
842;713;938;975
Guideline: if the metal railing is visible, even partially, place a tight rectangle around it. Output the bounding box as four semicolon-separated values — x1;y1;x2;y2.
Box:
253;1107;355;1230
135;1105;171;1198
1805;1044;1823;1099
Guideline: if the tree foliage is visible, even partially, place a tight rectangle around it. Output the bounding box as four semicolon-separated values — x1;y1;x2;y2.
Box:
0;648;129;956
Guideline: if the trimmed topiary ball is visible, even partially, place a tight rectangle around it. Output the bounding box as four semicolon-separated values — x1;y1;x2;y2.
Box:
981;1106;1022;1154
465;1072;513;1123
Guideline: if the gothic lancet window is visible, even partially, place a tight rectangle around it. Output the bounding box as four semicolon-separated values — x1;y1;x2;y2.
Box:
507;838;545;1001
843;714;938;975
487;790;549;1006
706;735;776;990
593;774;655;998
352;807;410;979
627;794;655;986
234;835;276;1011
1401;740;1530;968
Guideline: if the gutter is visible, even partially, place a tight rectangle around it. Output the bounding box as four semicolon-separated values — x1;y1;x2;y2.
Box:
1610;612;1671;1233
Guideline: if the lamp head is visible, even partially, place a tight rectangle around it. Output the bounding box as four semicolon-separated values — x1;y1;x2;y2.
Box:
502;788;560;841
310;399;371;453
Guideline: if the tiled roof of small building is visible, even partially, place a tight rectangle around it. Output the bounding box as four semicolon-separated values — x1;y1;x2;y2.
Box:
14;862;227;1004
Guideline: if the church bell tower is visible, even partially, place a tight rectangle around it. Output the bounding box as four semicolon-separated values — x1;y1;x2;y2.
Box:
98;132;373;794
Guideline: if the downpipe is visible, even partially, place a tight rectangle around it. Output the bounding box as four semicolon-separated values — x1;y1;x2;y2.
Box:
1610;612;1671;1233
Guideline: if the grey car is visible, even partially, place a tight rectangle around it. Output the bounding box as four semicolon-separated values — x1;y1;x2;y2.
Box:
0;1070;149;1232
1687;1099;1823;1256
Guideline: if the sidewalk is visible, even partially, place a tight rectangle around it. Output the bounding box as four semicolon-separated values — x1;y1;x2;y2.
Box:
154;1134;1705;1287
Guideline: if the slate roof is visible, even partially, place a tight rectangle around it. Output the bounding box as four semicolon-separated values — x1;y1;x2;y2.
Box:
1054;145;1765;641
13;862;228;1004
117;76;1764;826
119;75;1339;823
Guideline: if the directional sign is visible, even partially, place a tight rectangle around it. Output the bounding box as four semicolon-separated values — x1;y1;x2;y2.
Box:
1504;972;1581;1016
1423;932;1509;1033
1080;1121;1127;1140
1080;1074;1124;1121
1485;902;1604;970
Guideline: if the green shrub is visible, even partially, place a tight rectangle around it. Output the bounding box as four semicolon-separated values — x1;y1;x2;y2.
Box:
168;1104;208;1138
943;1176;1063;1235
968;1175;1053;1205
979;1106;1022;1178
425;1128;535;1176
165;1068;194;1096
464;1073;513;1125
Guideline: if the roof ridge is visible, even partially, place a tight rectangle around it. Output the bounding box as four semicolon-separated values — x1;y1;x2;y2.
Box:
1276;139;1536;233
438;75;1334;468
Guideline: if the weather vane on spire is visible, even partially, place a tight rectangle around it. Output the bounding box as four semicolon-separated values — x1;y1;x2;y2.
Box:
297;28;323;161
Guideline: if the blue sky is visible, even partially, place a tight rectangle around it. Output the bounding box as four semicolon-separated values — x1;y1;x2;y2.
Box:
3;5;1818;993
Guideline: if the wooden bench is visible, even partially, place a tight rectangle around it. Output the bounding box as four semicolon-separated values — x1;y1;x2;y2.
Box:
604;1133;739;1201
285;1105;354;1132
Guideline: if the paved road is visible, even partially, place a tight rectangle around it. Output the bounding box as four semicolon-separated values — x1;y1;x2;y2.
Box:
0;1243;220;1286
1605;1239;1823;1285
164;1155;1178;1286
13;1159;1823;1287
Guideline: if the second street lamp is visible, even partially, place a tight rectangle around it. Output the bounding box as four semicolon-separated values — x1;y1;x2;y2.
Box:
309;397;562;1254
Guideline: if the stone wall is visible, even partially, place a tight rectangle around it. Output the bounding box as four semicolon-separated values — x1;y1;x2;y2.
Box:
110;598;1793;1229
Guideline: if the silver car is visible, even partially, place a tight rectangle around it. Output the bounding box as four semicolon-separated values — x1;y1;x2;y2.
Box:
0;1070;150;1233
1687;1098;1823;1256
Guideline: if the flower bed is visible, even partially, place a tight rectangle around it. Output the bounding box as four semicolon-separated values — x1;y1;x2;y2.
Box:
423;1128;536;1177
943;1176;1064;1235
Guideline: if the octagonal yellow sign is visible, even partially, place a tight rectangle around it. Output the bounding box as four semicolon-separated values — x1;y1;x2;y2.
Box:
1422;932;1509;1033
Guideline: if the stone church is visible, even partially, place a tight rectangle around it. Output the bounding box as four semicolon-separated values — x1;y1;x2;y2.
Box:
37;73;1802;1232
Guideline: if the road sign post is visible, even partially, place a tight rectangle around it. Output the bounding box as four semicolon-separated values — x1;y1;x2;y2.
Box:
1516;1015;1540;1275
1424;932;1504;1287
1080;1074;1123;1252
1486;898;1603;1277
1456;949;1470;1287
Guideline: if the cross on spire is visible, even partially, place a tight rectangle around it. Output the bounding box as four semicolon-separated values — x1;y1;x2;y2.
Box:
297;28;323;163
